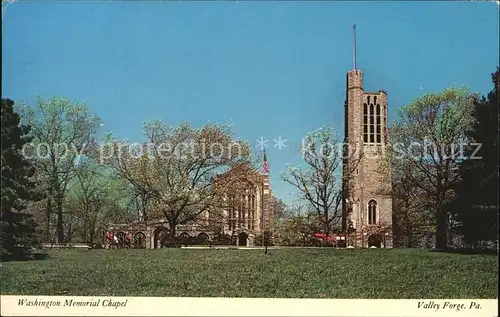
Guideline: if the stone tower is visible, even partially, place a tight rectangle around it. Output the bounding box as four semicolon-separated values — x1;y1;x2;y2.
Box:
342;25;393;248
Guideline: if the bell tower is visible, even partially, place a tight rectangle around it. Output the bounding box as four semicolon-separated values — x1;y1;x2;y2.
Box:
342;25;393;248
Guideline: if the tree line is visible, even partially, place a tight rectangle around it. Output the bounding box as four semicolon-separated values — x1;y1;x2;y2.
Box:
277;67;498;250
1;67;498;259
1;96;257;259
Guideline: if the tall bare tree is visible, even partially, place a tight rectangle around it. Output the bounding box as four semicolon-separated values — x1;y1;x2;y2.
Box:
282;127;361;243
18;97;102;243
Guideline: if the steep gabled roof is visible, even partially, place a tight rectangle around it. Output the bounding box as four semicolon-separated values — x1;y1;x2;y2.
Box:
214;162;266;186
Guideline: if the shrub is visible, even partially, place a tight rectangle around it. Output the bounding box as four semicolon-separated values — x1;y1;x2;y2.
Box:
212;233;232;246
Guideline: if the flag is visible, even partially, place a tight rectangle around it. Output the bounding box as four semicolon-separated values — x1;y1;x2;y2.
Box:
263;150;269;173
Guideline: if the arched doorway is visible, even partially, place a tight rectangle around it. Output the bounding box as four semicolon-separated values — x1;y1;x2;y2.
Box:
179;232;191;245
368;234;382;248
197;233;209;244
117;231;126;247
238;232;248;247
153;228;168;248
133;232;146;248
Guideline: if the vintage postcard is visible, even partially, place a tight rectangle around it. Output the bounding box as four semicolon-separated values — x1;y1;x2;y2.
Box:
1;0;498;316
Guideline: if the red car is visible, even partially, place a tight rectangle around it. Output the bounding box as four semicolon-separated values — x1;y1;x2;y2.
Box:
312;233;346;246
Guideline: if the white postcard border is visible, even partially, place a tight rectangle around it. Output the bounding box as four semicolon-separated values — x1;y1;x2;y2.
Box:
0;296;498;317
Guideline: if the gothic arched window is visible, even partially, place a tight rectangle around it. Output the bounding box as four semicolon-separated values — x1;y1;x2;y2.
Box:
369;104;375;143
236;181;256;230
368;200;377;225
363;103;368;143
247;185;256;230
376;104;381;143
383;106;387;143
229;194;236;230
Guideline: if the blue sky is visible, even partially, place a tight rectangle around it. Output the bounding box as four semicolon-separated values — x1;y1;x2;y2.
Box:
2;1;499;205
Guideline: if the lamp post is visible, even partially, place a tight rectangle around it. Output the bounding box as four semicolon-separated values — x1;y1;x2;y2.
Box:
384;232;389;248
363;232;367;248
261;182;265;250
344;198;351;246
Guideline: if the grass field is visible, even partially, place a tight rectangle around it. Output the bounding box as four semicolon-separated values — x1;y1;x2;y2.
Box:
0;248;497;298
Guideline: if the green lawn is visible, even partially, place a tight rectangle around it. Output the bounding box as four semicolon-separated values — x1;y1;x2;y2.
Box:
0;248;497;298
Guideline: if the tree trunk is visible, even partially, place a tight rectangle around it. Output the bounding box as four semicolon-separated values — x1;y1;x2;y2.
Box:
407;224;414;248
82;220;88;243
55;192;65;244
89;217;97;244
435;207;448;249
45;194;52;242
141;193;149;224
323;220;330;247
66;221;72;243
169;222;177;240
82;200;89;243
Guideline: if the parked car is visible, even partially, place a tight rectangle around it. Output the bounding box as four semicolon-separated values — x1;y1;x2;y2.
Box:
311;233;347;247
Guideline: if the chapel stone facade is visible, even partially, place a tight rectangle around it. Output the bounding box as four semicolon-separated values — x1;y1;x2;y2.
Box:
108;164;273;248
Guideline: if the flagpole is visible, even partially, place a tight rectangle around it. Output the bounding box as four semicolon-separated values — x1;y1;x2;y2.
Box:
261;149;265;248
261;149;266;246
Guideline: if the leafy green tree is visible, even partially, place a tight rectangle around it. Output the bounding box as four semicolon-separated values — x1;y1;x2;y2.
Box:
269;196;287;222
388;160;435;247
64;158;135;244
254;230;274;250
257;195;286;247
273;203;321;246
17;97;102;243
453;68;499;248
389;86;476;249
1;98;39;260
